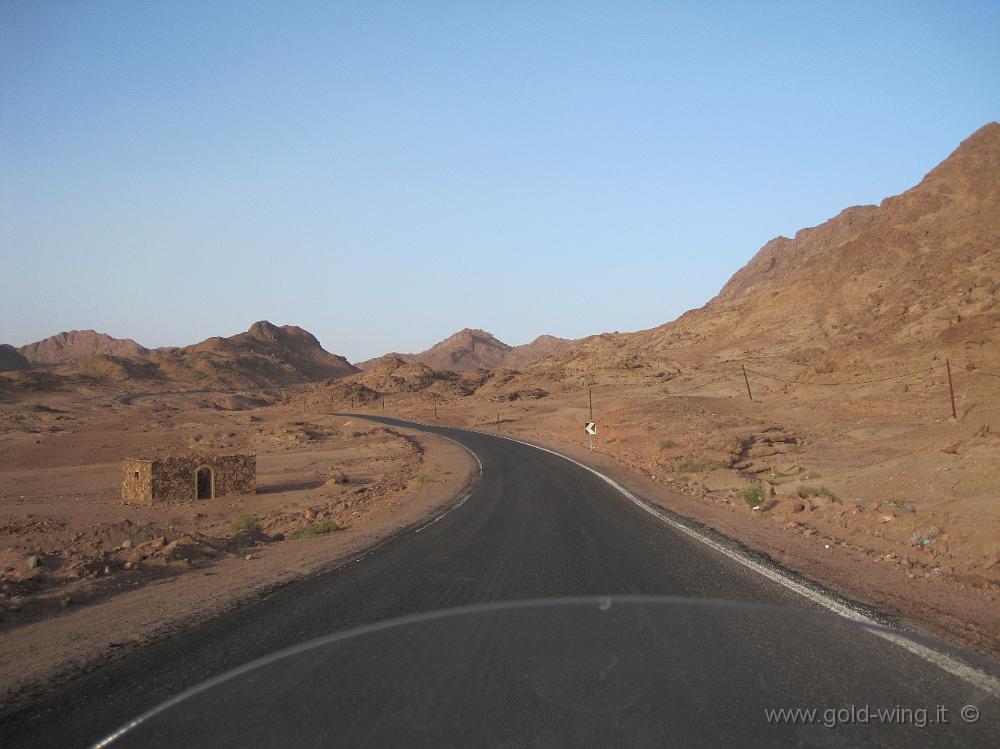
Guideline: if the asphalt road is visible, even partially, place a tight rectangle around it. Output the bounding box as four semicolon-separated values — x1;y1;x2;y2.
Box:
2;416;997;747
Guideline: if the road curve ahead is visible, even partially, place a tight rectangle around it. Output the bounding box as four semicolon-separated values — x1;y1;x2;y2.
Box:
2;416;997;748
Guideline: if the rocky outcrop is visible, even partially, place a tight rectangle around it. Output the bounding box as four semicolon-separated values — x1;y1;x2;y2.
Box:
0;344;30;372
19;330;148;364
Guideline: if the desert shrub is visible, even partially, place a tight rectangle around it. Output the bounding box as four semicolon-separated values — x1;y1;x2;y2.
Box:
230;514;260;533
797;485;840;503
676;457;724;473
741;483;765;508
289;520;341;540
415;473;434;483
658;439;676;449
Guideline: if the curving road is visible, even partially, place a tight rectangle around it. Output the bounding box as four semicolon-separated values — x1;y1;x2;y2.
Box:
1;416;997;747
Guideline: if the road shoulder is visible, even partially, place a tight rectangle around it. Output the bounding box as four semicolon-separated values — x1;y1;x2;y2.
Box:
489;430;1000;660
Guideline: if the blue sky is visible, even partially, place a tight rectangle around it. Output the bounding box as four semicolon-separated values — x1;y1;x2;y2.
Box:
2;1;998;362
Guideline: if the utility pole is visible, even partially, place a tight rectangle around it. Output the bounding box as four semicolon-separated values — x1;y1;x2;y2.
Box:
434;396;438;420
741;364;753;402
946;358;957;419
382;395;385;410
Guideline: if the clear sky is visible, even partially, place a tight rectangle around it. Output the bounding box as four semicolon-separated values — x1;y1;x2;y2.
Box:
2;1;998;362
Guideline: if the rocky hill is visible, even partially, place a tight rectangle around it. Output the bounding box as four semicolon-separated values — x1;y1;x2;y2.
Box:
360;330;575;372
528;122;1000;378
504;335;576;368
409;329;512;371
176;321;358;382
3;322;357;391
0;345;30;372
124;321;358;388
687;121;1000;356
19;330;148;364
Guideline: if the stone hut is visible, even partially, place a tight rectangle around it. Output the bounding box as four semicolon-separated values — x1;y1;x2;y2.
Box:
122;455;256;504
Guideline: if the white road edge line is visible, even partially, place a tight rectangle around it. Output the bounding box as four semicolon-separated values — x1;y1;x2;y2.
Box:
408;431;483;534
468;426;1000;698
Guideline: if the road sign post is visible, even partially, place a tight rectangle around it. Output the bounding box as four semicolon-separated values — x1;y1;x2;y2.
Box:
587;385;596;449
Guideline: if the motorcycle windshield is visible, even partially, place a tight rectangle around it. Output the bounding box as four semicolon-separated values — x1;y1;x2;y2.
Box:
96;596;999;748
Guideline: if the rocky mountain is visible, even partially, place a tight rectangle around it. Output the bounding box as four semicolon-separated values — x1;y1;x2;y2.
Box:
134;321;359;388
359;330;576;372
686;121;1000;356
504;335;576;368
356;352;410;371
178;321;358;381
529;122;1000;376
409;329;512;371
19;330;148;364
0;344;30;372
348;354;484;395
3;321;358;390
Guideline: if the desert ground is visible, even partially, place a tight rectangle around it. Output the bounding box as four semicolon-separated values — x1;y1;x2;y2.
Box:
0;387;474;707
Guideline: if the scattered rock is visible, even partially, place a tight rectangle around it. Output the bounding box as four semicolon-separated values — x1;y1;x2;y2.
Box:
773;499;806;515
774;463;801;476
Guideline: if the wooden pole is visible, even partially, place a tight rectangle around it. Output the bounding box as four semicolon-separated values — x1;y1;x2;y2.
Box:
497;412;500;432
946;358;957;419
741;364;753;401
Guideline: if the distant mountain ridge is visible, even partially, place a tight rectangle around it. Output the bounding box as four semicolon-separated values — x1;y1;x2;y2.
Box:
2;321;358;389
409;329;513;371
360;329;576;372
179;321;358;382
503;335;577;368
19;330;148;364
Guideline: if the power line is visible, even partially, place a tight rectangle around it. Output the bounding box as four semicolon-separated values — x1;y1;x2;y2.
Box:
744;363;947;387
963;368;1000;380
664;374;733;395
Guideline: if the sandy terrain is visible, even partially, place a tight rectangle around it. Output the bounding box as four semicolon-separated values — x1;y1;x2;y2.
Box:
0;392;475;709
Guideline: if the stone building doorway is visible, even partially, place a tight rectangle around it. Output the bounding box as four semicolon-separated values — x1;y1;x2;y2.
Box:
196;466;214;499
